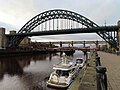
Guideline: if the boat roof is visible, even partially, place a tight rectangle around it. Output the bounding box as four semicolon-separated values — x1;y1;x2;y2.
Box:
53;62;76;71
76;58;84;60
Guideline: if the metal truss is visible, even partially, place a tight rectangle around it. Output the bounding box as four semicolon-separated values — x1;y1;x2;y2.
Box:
8;9;118;49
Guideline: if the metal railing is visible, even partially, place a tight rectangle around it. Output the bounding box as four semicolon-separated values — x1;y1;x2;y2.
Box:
95;52;107;90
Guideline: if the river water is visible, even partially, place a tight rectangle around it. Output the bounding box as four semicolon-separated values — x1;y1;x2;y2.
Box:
0;51;85;90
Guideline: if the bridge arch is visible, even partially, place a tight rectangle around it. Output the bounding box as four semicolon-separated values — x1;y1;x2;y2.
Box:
18;9;98;33
9;9;117;49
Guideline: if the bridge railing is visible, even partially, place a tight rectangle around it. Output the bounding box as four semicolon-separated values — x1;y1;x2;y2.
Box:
95;53;107;90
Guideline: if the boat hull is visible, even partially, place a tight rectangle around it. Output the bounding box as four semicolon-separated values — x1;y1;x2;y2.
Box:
47;81;70;88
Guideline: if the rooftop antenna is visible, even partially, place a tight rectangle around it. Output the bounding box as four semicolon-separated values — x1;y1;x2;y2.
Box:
104;20;106;27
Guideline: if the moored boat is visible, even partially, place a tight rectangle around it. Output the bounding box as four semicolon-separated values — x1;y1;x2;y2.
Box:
47;53;84;88
76;58;85;69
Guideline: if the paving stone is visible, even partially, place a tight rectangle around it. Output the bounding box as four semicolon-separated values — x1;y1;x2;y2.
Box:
98;51;120;90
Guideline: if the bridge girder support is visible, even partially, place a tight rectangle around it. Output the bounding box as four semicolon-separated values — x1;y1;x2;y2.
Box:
60;41;62;47
118;29;120;51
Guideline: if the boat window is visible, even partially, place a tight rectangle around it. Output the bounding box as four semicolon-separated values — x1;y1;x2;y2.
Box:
61;71;69;76
72;68;75;72
70;68;75;73
56;70;69;76
56;70;61;75
76;59;83;63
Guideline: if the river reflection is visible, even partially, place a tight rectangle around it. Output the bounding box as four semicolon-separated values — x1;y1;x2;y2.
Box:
0;51;84;90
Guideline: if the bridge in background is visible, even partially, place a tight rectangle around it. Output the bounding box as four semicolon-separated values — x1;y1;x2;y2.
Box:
31;40;105;48
0;9;120;50
39;40;105;44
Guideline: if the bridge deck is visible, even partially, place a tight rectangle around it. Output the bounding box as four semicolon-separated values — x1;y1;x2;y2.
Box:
98;51;120;90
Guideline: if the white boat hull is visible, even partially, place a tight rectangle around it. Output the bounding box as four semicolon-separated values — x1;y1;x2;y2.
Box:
47;81;70;88
47;70;79;88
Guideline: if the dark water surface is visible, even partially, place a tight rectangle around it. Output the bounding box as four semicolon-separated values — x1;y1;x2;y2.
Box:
0;51;84;90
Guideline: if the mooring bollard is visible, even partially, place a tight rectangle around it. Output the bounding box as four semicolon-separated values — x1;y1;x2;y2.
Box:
96;52;98;57
96;56;101;66
96;66;107;90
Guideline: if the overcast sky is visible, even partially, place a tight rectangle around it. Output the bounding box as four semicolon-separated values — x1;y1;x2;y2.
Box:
0;0;120;41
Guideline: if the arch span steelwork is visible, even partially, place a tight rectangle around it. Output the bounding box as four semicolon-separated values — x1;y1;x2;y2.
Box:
9;9;117;48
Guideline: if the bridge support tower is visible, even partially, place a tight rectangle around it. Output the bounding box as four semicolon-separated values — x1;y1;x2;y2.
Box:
118;21;120;51
71;41;73;47
60;41;62;47
0;28;6;48
95;40;99;49
83;41;86;48
49;42;52;48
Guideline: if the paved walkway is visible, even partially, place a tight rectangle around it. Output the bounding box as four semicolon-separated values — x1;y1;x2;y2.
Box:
78;58;96;90
98;51;120;90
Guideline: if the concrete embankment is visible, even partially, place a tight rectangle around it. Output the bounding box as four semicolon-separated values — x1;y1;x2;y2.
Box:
0;49;75;57
69;53;97;90
0;50;49;57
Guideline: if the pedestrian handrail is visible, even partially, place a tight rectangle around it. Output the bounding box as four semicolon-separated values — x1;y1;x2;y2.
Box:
95;52;107;90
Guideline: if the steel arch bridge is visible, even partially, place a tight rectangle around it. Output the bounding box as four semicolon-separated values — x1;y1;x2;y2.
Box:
8;9;118;49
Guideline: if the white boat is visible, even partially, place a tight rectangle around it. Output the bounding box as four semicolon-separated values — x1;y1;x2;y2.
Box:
47;53;84;88
76;58;85;69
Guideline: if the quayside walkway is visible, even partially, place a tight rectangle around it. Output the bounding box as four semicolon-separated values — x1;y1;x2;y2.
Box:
98;51;120;90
